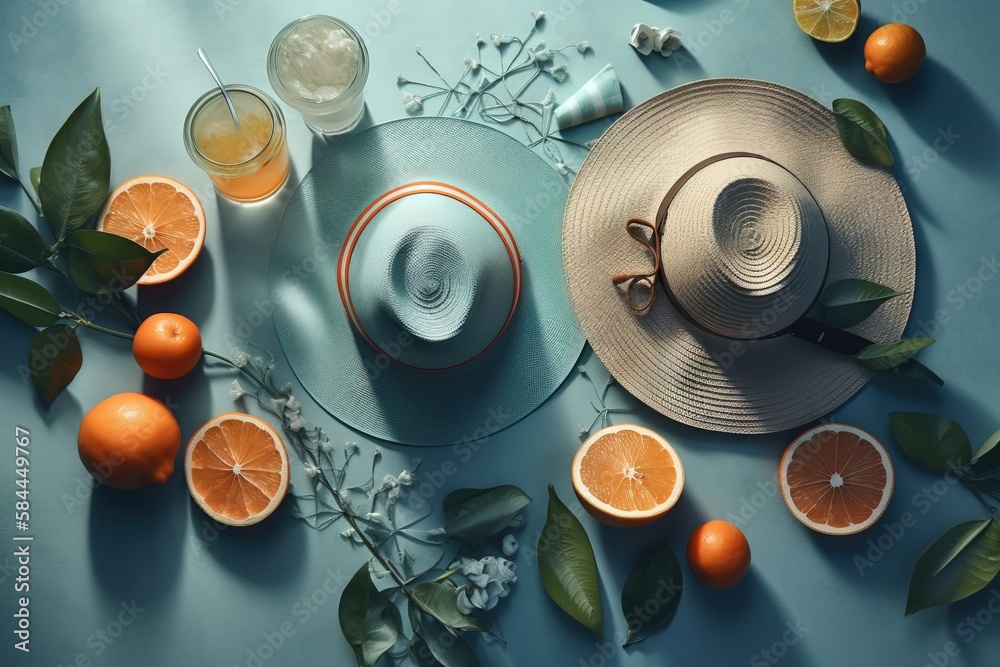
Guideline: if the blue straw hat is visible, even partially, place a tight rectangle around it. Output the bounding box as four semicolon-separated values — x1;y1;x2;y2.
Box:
270;118;585;446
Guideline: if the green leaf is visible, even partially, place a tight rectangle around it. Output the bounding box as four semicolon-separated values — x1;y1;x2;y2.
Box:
0;207;47;273
971;429;1000;477
444;485;532;539
340;564;375;666
339;563;400;667
537;485;604;638
832;98;895;168
39;88;111;240
28;324;82;408
889;412;972;471
906;519;1000;616
854;338;935;372
64;229;164;294
411;582;486;633
363;597;399;667
0;271;63;326
889;358;944;387
29;167;41;205
0;105;19;182
820;279;903;328
621;546;683;648
413;614;481;667
972;479;1000;498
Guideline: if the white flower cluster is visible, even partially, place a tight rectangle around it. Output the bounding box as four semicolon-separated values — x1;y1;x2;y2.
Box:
403;92;423;113
455;556;518;614
629;23;683;57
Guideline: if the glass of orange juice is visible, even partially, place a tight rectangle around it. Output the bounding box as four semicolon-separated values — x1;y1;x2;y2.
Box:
183;85;290;202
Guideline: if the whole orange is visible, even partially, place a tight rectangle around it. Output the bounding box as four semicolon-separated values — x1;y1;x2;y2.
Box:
133;313;202;380
864;24;926;83
77;392;182;490
686;520;751;588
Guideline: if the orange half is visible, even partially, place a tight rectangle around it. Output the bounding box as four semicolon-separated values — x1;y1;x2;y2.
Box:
185;412;289;527
572;424;684;527
779;423;894;535
793;0;860;43
97;174;206;285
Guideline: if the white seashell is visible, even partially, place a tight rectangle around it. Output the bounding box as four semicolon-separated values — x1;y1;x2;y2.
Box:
654;28;683;56
629;23;657;56
630;23;683;57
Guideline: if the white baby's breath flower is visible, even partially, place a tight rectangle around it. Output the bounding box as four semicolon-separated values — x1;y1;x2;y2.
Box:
398;469;413;486
319;440;333;453
285;395;300;411
230;379;248;401
464;56;480;70
531;10;545;22
507;513;526;528
397;73;408;83
548;64;568;82
578;41;590;53
542;89;556;106
502;534;519;556
271;397;287;412
341;527;356;539
531;41;552;62
233;349;249;368
345;442;358;456
491;33;503;47
286;412;305;432
457;556;518;613
475;33;485;46
304;462;320;478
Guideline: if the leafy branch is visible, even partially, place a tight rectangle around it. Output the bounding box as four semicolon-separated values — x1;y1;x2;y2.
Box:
817;278;940;384
889;412;1000;615
0;90;163;405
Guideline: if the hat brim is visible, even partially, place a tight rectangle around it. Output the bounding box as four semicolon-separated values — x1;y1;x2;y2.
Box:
271;118;585;446
563;79;915;434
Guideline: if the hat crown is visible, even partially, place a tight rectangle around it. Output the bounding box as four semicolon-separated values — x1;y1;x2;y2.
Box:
341;184;521;370
661;157;829;339
386;226;477;343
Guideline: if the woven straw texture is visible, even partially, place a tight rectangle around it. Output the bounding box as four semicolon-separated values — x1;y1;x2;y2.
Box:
271;118;585;446
563;79;915;434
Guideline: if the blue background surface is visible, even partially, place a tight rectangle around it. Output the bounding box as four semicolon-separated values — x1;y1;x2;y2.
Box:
1;1;999;665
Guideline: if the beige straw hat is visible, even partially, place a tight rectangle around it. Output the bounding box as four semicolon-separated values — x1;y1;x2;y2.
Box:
563;79;915;434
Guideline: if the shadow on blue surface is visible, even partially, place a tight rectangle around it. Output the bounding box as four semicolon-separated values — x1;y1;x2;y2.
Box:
136;248;217;325
186;496;307;587
885;59;1000;178
88;477;188;605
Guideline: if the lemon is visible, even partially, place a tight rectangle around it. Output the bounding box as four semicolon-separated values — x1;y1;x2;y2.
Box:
793;0;861;43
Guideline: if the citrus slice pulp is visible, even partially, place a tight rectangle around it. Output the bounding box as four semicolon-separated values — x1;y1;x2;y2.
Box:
793;0;861;43
97;174;206;285
572;424;684;527
779;423;894;535
185;412;289;527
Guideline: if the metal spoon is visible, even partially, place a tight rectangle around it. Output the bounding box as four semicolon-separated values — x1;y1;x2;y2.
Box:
197;48;241;129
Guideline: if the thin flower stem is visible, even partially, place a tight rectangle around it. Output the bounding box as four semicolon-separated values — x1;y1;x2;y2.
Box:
314;474;421;598
202;348;279;398
431;566;462;584
19;178;43;216
969;484;1000;521
70;314;134;341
